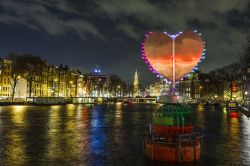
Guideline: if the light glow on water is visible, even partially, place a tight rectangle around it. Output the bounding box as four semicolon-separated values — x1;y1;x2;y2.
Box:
0;104;249;165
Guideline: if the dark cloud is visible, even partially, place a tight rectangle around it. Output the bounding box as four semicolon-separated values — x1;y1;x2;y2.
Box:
0;0;250;84
0;0;102;38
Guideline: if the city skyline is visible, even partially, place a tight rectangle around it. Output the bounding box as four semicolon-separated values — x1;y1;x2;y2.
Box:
0;0;249;84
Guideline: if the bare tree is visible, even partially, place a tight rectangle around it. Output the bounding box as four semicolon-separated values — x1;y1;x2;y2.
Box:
220;63;241;100
8;53;46;98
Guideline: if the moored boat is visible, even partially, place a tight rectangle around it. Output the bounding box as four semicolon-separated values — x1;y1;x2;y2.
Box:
226;100;238;110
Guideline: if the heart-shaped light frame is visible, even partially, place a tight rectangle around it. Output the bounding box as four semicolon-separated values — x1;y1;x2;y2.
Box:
141;30;206;84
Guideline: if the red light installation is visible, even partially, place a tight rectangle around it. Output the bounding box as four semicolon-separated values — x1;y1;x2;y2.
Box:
229;111;239;118
232;82;237;92
142;31;205;88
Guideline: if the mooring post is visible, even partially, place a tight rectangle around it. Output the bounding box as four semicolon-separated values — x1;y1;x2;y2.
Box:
178;136;181;164
151;143;154;160
194;138;196;162
200;137;203;159
143;137;145;156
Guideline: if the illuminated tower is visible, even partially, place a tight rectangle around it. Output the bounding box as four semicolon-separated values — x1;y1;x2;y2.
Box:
133;70;139;97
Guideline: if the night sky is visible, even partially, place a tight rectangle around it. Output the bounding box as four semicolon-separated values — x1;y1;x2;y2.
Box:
0;0;249;85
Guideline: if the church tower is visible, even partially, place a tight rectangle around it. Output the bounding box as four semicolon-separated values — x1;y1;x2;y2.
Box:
133;70;139;97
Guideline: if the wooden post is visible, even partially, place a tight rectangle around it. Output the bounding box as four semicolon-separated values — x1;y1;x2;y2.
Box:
194;139;196;162
178;136;181;164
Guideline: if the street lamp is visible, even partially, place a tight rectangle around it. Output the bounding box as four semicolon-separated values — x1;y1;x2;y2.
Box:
205;78;209;100
244;91;248;100
117;85;121;97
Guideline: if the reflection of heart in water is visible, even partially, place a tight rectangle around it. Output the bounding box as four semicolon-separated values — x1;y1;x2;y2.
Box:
142;31;204;81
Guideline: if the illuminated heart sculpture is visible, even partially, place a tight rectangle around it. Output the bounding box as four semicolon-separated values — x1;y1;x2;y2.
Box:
142;31;205;81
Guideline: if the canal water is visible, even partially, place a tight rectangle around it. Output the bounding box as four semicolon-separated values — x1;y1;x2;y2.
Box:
0;104;249;166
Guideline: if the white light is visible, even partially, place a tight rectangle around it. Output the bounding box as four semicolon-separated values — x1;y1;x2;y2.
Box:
171;35;176;39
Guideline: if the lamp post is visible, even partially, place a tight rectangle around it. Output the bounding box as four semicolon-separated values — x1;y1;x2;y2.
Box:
54;78;58;97
117;85;121;97
205;78;209;101
11;74;22;102
245;91;248;100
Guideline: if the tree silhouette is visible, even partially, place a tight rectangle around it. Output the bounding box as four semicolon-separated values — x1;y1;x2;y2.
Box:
8;53;46;98
241;35;250;67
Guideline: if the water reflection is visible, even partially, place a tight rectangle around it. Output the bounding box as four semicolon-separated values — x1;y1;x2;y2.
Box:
0;106;27;165
241;115;250;164
0;104;249;165
11;106;26;126
46;104;84;165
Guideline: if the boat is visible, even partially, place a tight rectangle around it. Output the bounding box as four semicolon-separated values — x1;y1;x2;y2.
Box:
143;95;204;163
122;100;132;106
226;100;238;110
